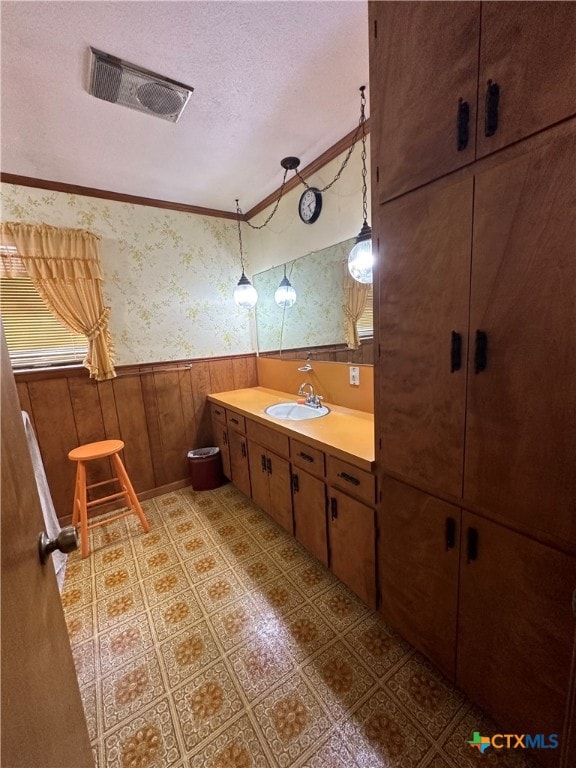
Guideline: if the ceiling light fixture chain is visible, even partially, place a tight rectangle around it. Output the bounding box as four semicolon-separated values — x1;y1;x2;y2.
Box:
359;86;369;227
295;85;366;194
242;167;290;230
235;199;246;272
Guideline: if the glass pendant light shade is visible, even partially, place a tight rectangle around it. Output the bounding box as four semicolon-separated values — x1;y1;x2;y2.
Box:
274;269;296;308
233;272;258;309
348;221;373;284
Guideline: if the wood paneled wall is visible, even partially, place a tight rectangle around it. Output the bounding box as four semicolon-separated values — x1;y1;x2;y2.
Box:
16;354;258;522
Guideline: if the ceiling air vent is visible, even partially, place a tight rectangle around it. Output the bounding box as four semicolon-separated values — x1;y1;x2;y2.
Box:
88;48;193;123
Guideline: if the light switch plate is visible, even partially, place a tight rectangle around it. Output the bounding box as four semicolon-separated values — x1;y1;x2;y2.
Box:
349;366;360;386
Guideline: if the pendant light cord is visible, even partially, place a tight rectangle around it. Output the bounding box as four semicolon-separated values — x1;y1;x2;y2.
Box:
235;199;246;273
360;87;368;226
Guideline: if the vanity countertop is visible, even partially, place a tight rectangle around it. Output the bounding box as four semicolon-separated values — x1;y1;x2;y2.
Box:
208;386;375;471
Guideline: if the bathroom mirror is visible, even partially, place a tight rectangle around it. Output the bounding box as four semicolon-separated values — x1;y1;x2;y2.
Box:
253;238;374;363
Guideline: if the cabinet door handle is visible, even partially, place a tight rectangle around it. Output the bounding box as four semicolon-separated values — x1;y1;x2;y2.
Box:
298;451;314;463
337;471;360;486
330;497;338;520
456;98;469;151
466;527;479;563
291;473;299;493
450;331;462;372
241;442;246;458
474;330;488;374
261;454;267;473
223;430;228;445
445;516;456;550
484;79;500;137
266;457;272;475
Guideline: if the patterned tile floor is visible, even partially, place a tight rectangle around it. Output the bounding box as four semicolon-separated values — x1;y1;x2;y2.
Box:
61;484;538;768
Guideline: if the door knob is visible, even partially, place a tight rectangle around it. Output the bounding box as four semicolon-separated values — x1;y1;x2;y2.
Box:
38;526;78;564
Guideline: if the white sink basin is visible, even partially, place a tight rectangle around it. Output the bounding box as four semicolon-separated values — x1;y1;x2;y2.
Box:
265;402;330;420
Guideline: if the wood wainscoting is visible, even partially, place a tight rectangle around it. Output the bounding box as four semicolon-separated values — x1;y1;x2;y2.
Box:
15;354;257;523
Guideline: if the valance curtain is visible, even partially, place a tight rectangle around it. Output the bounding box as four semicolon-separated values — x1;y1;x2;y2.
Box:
0;222;115;380
343;264;370;349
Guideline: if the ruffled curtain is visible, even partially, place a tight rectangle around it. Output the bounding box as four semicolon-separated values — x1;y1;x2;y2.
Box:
0;222;115;380
343;263;370;349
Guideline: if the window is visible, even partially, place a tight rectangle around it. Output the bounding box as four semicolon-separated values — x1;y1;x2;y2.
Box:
356;283;373;339
0;246;87;368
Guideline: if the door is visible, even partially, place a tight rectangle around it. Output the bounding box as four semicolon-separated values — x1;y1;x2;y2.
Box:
292;469;327;565
267;453;293;534
213;424;231;480
1;327;93;767
247;440;269;513
328;488;376;608
465;130;576;543
228;429;251;498
369;1;479;202
457;512;576;763
476;2;576;158
378;477;460;679
376;176;473;498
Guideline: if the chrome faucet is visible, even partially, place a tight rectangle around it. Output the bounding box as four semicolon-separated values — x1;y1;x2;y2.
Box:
298;382;323;408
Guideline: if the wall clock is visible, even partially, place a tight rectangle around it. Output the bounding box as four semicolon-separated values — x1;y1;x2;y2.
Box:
298;187;323;224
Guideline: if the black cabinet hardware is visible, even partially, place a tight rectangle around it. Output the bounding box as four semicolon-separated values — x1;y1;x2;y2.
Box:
457;98;469;151
291;473;300;493
223;430;228;445
330;497;338;520
261;454;266;473
485;80;500;137
337;471;360;486
298;451;314;463
241;442;246;459
450;331;462;372
230;417;239;425
266;457;272;475
466;527;479;563
445;517;456;550
474;330;488;374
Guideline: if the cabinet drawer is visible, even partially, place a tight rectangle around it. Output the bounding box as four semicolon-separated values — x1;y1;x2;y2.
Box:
327;456;375;506
246;420;289;458
226;410;246;433
291;439;325;478
210;403;226;426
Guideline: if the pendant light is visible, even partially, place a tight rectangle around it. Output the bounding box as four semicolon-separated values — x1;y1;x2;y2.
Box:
233;199;258;309
274;264;296;308
348;86;373;284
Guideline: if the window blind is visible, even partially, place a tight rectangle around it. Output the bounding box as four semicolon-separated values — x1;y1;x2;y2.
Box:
0;246;87;368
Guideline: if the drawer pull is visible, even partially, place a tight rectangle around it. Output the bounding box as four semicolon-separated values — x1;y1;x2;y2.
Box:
214;409;222;416
337;471;360;486
330;497;338;520
230;417;239;425
291;473;300;493
298;451;314;463
456;98;469;151
484;79;500;137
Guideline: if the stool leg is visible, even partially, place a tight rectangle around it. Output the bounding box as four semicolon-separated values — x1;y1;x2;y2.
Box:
71;464;81;526
112;453;149;533
76;461;90;558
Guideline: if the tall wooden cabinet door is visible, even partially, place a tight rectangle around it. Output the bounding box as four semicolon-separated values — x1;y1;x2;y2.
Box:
378;478;460;679
229;431;251;498
293;469;327;566
458;512;576;754
328;488;376;608
267;454;293;535
476;2;576;159
465;130;576;544
369;1;479;203
247;440;269;513
376;177;473;498
214;425;231;480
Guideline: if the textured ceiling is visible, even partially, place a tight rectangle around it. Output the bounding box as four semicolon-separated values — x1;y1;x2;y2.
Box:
1;0;369;213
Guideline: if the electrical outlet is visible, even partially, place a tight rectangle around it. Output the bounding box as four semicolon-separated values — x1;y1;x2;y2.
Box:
349;366;360;386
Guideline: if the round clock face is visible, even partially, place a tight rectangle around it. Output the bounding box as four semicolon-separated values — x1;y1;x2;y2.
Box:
298;187;322;224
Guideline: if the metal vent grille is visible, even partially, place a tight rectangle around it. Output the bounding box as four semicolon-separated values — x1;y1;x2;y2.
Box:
88;48;193;123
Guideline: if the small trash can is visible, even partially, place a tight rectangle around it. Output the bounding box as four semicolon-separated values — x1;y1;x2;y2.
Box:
187;447;223;491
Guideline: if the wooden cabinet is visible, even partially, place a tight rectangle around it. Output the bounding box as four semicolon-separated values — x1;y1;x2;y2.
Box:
228;429;250;499
327;488;376;608
292;467;328;566
457;512;576;758
377;130;576;544
378;477;460;679
246;420;293;534
369;1;576;202
210;404;231;480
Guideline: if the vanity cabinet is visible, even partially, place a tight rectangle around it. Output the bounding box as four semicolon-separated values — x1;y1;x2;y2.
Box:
246;421;293;534
210;404;231;480
369;1;576;203
227;413;251;499
291;439;328;566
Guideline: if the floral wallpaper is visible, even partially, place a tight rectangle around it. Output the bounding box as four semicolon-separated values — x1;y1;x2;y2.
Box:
253;238;354;352
0;183;254;365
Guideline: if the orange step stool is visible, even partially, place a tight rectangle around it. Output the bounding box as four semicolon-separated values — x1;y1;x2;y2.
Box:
68;439;149;557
